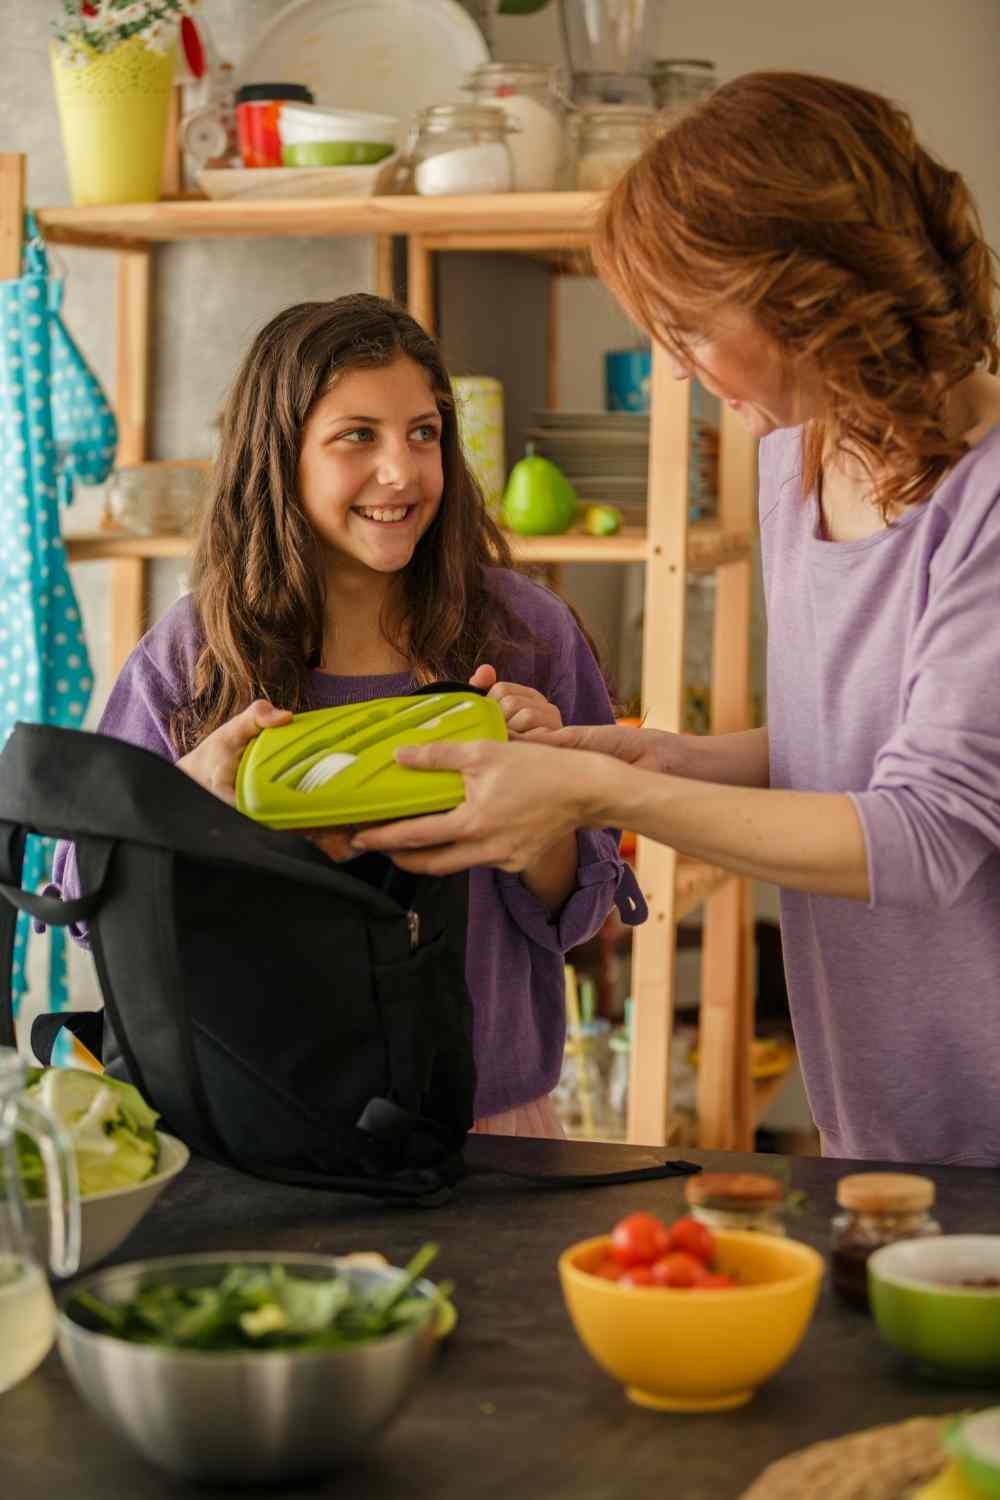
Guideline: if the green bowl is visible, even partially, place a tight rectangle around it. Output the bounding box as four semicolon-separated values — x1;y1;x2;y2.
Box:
868;1236;1000;1379
281;141;394;167
946;1408;1000;1497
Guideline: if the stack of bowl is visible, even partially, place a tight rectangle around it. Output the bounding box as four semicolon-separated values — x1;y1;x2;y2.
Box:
278;104;399;168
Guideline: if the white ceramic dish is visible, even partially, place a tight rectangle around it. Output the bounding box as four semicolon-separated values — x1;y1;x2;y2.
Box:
198;155;399;201
278;104;399;148
28;1131;190;1272
236;0;489;129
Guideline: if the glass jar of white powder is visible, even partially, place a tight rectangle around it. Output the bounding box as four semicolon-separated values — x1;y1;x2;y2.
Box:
412;104;515;197
464;63;568;191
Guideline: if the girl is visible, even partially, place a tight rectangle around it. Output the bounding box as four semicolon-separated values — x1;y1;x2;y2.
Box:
355;75;1000;1168
52;294;644;1136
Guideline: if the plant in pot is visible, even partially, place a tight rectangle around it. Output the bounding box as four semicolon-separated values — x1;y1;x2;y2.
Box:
50;0;199;205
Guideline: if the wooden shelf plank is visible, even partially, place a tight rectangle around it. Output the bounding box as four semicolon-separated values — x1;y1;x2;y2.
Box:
509;525;648;564
674;857;736;923
65;531;192;561
64;522;752;570
36;192;604;249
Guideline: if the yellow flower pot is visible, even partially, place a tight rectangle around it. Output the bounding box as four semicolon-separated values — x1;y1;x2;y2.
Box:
50;36;177;205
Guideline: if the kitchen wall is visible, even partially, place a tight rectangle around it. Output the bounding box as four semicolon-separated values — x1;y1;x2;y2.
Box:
4;0;998;1025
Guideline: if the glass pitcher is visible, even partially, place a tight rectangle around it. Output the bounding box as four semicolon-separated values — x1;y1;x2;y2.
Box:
0;1048;80;1392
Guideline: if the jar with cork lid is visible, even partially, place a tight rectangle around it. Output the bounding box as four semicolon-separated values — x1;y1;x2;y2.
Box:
831;1172;941;1309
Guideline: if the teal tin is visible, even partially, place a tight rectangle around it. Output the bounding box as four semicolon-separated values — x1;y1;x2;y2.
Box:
604;348;651;413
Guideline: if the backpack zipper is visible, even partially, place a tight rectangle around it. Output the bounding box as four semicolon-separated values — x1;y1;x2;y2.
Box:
406;909;420;950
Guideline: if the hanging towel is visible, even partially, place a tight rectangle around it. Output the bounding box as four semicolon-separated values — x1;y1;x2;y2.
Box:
0;213;115;1023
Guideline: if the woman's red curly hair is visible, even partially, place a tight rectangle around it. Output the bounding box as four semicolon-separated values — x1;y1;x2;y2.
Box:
593;71;999;516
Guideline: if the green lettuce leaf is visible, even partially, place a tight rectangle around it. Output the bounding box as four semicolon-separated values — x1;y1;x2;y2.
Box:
17;1067;160;1199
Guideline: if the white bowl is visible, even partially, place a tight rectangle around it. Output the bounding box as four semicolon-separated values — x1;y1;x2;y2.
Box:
198;157;400;201
278;103;399;147
28;1132;190;1273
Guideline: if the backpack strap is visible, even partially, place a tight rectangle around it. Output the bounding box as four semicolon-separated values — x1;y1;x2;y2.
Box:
0;820;113;1047
461;1132;701;1187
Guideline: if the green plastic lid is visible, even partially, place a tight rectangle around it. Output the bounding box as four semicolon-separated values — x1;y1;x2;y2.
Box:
236;689;506;830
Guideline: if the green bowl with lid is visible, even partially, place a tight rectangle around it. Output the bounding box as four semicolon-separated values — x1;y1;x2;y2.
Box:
868;1235;1000;1378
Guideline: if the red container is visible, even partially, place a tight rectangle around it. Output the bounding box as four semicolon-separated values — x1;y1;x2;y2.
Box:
235;83;313;169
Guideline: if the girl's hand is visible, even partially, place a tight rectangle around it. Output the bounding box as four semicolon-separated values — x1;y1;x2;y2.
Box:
469;663;563;737
177;700;292;805
298;825;361;863
352;739;597;876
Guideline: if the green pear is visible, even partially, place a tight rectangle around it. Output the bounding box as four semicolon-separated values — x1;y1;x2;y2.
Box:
502;444;577;535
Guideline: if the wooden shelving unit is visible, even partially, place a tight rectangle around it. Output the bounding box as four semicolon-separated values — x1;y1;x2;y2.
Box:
4;158;769;1150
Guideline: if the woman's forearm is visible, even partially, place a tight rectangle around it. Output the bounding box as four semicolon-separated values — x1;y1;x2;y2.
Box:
673;725;771;788
585;757;869;900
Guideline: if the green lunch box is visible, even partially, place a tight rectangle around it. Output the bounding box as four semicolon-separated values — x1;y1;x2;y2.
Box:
235;687;508;829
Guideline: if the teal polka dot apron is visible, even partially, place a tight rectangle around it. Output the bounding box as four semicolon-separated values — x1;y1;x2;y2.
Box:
0;214;116;1021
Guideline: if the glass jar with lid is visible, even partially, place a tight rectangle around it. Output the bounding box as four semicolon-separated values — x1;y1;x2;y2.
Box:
412;104;516;197
574;106;656;191
650;58;717;115
465;63;568;192
831;1172;941;1309
684;1172;787;1237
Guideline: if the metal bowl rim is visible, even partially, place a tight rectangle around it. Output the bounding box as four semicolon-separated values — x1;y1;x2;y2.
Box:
58;1249;438;1362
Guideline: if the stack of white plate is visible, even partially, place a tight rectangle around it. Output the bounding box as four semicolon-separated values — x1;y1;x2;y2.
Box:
527;411;649;505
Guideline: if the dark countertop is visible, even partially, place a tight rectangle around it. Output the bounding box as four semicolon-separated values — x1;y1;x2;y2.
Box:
5;1139;1000;1499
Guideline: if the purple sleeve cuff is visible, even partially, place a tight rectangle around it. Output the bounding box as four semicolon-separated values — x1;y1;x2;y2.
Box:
37;842;92;947
849;786;994;911
495;831;646;954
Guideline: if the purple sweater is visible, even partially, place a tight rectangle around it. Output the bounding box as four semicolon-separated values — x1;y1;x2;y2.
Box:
52;567;644;1119
761;425;1000;1166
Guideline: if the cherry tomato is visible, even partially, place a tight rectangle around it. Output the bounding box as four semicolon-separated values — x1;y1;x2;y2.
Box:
610;1212;671;1268
649;1250;705;1288
620;1265;658;1287
694;1271;736;1290
665;1216;716;1265
592;1256;624;1282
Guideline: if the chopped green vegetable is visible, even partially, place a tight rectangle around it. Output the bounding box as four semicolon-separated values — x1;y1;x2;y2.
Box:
70;1244;451;1352
15;1067;160;1199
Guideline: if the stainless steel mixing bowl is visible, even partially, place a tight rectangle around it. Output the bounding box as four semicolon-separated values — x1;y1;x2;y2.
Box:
56;1251;439;1484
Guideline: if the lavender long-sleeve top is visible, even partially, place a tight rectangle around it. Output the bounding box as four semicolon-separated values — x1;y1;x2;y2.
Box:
52;567;644;1119
760;425;1000;1165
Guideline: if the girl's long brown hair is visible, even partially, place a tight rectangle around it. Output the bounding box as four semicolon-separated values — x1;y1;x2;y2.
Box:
171;295;517;753
594;71;999;517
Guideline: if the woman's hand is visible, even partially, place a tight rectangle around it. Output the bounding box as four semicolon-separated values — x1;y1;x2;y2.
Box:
352;739;600;876
530;721;677;773
177;700;292;805
469;663;562;737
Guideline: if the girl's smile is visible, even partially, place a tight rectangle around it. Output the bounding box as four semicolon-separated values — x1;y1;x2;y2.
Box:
298;355;444;576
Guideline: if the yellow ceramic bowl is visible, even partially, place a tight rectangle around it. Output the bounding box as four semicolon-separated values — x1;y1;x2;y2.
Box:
558;1230;824;1413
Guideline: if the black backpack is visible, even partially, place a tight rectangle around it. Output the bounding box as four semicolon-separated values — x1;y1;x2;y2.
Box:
0;721;697;1202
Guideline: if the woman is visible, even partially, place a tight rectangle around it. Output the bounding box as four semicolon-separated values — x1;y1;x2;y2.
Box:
355;72;1000;1167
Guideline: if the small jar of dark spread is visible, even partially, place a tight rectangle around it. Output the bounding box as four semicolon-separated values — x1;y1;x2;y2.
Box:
831;1172;941;1309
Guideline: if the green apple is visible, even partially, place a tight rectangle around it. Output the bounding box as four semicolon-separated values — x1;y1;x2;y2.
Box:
582;503;623;537
502;445;577;535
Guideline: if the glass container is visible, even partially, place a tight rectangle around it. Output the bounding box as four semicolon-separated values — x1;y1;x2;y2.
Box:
465;63;568;192
0;1048;80;1393
559;0;658;78
831;1172;941;1310
574;105;655;190
412;104;515;197
650;58;717;115
571;70;653;107
684;1172;787;1236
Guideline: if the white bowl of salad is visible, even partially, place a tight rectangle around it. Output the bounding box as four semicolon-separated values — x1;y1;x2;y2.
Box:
20;1067;189;1272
